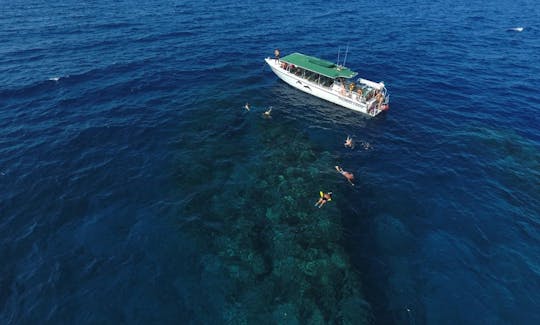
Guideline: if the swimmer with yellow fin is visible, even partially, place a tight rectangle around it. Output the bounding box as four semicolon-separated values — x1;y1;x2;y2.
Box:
315;191;332;208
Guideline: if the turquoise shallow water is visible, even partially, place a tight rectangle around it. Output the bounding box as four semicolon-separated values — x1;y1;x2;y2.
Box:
1;0;540;323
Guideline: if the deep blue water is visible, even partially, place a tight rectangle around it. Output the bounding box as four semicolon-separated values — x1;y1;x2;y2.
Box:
2;0;540;323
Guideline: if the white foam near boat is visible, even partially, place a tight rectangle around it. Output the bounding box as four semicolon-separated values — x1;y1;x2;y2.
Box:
265;52;389;117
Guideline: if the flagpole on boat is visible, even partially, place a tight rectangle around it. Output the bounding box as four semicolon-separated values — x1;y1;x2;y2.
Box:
342;43;349;68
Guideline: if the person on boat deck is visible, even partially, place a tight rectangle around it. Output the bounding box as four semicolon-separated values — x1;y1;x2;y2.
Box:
274;49;280;61
337;78;346;95
348;83;355;97
344;135;354;149
315;191;333;208
335;166;355;186
376;91;385;108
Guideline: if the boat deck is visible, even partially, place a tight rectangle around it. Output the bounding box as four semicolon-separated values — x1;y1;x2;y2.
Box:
266;57;386;117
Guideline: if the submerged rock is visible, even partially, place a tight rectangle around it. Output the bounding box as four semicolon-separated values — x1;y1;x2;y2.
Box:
265;207;280;223
331;250;347;269
298;149;316;163
272;303;300;325
307;307;325;324
339;297;372;325
248;253;267;276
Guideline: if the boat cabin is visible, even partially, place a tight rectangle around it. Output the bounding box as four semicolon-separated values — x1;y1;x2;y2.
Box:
279;53;388;105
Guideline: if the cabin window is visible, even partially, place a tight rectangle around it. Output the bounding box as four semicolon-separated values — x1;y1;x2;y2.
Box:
320;76;332;87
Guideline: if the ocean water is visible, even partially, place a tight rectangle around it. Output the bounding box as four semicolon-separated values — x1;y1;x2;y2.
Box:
1;0;540;323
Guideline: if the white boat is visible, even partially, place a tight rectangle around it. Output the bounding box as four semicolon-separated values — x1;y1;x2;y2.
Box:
265;52;389;117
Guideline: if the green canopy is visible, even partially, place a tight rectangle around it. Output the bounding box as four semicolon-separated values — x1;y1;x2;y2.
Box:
280;52;358;79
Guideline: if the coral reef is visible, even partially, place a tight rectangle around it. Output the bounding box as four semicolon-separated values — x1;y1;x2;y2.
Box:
182;118;372;323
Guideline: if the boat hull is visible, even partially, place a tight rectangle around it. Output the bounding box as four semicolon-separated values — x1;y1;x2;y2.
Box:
265;58;382;117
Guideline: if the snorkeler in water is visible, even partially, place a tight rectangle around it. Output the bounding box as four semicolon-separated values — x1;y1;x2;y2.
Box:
315;191;333;208
361;141;372;150
344;135;354;149
244;102;250;111
263;106;272;118
335;166;355;186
